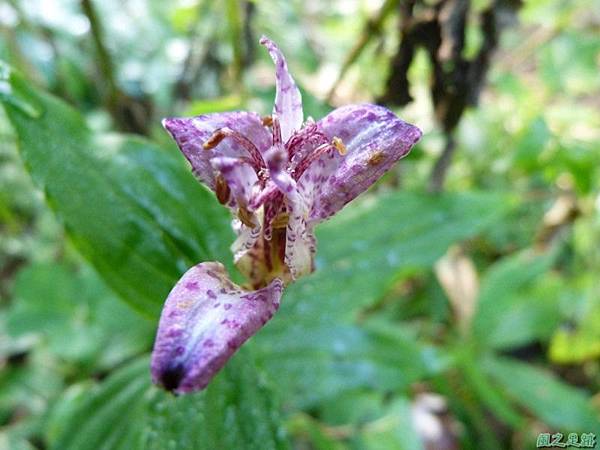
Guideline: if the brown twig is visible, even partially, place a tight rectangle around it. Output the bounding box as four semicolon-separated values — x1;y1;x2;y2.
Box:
80;0;118;99
429;133;456;193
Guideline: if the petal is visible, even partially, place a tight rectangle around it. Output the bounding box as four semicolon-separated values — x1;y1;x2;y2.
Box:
151;262;283;394
284;210;315;280
264;146;314;279
234;234;269;287
210;156;260;210
210;157;263;263
310;104;422;222
230;216;261;264
259;36;303;143
162;111;271;190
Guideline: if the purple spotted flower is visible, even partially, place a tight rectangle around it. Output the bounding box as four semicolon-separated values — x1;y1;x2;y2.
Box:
151;36;422;394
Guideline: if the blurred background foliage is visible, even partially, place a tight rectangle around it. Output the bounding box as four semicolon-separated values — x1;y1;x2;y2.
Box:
1;0;600;449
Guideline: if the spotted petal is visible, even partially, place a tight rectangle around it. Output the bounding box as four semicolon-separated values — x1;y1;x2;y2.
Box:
260;36;303;143
210;156;262;262
151;262;283;394
309;104;422;223
264;146;314;279
162;112;271;190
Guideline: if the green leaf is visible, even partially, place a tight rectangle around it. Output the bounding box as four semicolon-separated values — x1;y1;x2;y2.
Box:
482;356;600;432
295;191;512;322
287;414;347;450
471;250;556;349
359;398;424;450
5;261;154;369
256;191;512;406
455;347;523;427
257;322;430;407
184;95;243;116
549;275;600;363
49;352;289;450
0;66;234;317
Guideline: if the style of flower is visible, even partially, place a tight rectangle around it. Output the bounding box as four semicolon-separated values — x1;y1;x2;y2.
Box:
151;36;422;394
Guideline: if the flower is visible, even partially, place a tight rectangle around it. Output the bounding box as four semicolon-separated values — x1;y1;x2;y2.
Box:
151;36;422;394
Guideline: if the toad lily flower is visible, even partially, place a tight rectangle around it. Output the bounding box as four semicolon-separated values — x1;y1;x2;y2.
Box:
151;36;422;394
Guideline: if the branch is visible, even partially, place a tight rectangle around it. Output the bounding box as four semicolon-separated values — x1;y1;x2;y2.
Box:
80;0;117;99
80;0;152;134
428;133;456;193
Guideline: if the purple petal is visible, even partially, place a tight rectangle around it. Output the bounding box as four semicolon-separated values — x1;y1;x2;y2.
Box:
151;262;283;394
309;104;422;222
230;217;261;265
162;112;271;190
234;236;270;288
210;156;260;210
259;36;303;143
210;156;262;262
264;146;314;279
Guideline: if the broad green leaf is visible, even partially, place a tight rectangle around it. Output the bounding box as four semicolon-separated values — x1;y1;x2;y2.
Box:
0;66;234;317
291;191;513;323
471;250;556;349
256;191;513;406
482;356;600;432
49;352;289;450
257;322;430;407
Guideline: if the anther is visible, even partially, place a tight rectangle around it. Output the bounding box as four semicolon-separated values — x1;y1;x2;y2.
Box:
203;130;226;150
332;136;347;155
237;204;256;228
215;174;231;205
202;127;267;176
261;115;273;127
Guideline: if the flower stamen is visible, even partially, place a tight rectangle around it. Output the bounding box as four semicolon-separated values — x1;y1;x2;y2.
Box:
237;204;257;228
292;137;347;181
332;136;347;155
215;174;231;205
261;115;273;127
203;127;267;172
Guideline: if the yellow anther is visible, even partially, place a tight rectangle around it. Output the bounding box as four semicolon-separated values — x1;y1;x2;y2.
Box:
261;115;273;127
237;205;256;228
332;136;347;155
